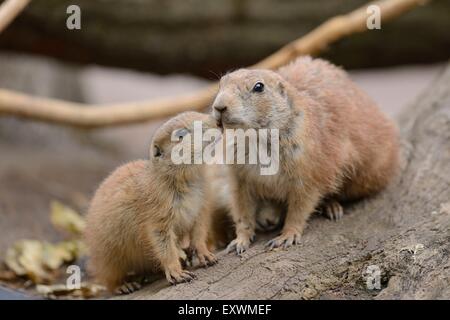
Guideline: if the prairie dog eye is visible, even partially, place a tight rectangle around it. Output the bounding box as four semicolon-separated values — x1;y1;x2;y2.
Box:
173;128;189;141
153;145;162;157
252;82;264;93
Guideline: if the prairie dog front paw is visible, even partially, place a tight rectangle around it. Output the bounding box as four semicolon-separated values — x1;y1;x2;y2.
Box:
226;234;255;255
266;229;301;250
194;246;218;267
165;266;197;285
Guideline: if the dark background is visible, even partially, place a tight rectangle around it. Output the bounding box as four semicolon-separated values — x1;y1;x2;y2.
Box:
0;0;448;77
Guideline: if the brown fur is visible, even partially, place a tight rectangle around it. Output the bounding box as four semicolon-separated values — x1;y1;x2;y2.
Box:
212;56;399;252
206;164;283;249
84;112;217;293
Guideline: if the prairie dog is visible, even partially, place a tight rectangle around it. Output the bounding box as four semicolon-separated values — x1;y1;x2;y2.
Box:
84;112;217;293
212;56;399;253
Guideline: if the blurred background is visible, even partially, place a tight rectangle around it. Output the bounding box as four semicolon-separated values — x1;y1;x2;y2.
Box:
0;0;449;298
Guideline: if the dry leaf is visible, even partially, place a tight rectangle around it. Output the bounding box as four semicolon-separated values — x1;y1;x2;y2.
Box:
7;240;51;283
42;244;72;270
3;239;86;284
5;244;27;276
2;200;89;295
42;240;85;270
50;200;85;236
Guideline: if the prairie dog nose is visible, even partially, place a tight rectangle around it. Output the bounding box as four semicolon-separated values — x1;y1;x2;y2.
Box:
214;105;227;113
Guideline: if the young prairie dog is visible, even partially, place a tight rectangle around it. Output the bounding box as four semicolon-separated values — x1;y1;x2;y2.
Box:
84;112;217;294
212;56;399;253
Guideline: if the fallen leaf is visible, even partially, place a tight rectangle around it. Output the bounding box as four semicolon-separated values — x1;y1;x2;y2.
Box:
42;244;71;270
1;200;88;293
58;240;86;258
11;240;51;283
42;240;85;270
50;201;85;236
5;244;27;276
3;239;86;284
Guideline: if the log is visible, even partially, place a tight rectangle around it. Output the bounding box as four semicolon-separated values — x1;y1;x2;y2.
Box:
0;0;448;76
118;63;450;299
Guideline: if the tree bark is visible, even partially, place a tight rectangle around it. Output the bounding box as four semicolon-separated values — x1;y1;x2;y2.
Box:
0;0;448;76
118;63;450;299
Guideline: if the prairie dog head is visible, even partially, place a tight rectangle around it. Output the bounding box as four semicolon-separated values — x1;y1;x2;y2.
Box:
212;69;292;130
150;112;215;170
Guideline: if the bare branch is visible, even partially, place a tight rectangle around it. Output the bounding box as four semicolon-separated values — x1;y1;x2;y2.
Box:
0;0;428;128
0;0;31;33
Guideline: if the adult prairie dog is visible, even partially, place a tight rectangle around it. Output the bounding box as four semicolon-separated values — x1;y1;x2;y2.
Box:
84;112;217;293
212;56;399;253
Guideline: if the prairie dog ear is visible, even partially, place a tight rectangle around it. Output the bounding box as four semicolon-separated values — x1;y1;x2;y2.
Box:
278;82;286;96
153;144;162;158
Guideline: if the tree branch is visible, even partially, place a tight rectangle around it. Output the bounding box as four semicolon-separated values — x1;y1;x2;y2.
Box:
0;0;31;33
0;0;428;128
